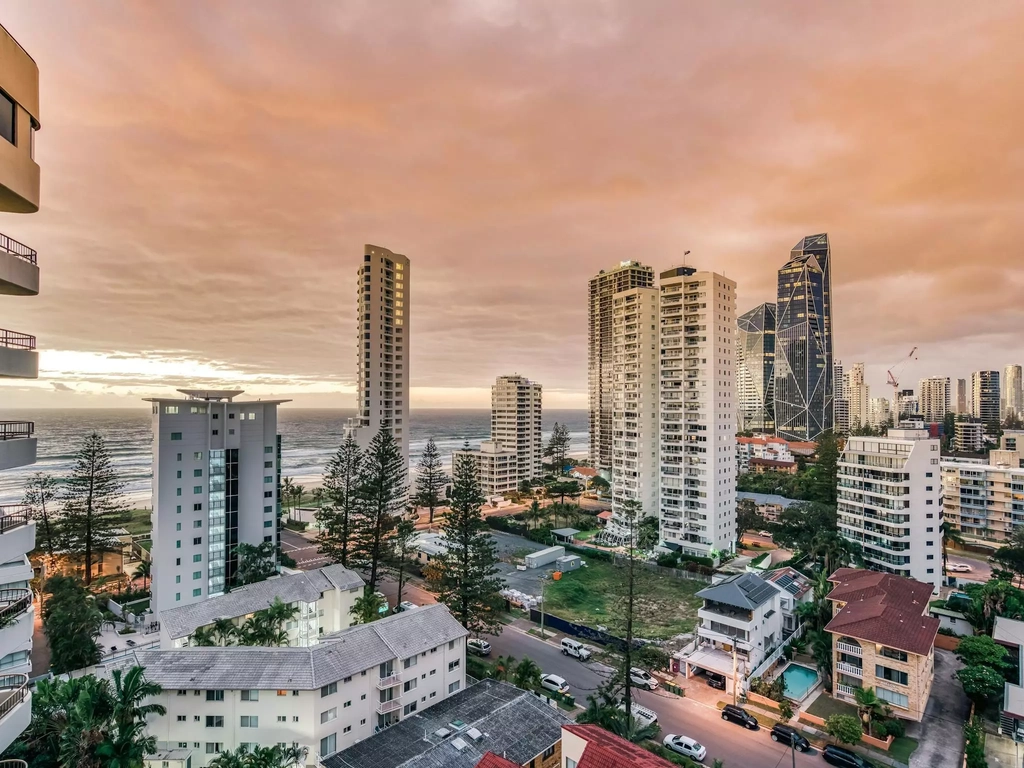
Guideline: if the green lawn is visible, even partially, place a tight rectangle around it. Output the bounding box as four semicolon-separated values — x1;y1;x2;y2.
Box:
139;540;152;552
806;694;858;720
124;508;153;536
541;559;703;639
884;737;919;763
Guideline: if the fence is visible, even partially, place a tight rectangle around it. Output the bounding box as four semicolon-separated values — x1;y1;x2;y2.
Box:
527;608;639;653
744;622;806;688
0;232;36;264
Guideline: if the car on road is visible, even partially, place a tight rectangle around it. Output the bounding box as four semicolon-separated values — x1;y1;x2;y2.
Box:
561;638;592;661
758;530;773;538
948;563;974;573
398;601;418;612
629;667;659;691
821;744;875;767
467;638;491;657
540;674;570;695
706;672;727;690
663;735;706;762
618;701;658;728
721;704;759;730
770;724;811;752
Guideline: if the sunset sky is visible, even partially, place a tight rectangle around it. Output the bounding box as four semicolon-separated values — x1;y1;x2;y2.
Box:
1;0;1022;409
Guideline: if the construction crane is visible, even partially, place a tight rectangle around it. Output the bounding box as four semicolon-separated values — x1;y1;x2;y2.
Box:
886;346;919;419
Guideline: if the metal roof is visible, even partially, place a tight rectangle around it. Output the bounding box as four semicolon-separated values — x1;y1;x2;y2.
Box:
697;572;778;610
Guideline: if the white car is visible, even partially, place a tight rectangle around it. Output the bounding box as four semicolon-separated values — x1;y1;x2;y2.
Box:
618;701;658;728
663;734;706;761
398;601;418;612
629;667;659;691
467;638;491;657
540;674;570;695
758;530;773;538
948;563;974;573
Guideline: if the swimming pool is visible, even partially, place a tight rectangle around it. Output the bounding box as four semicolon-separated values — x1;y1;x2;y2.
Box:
780;663;819;701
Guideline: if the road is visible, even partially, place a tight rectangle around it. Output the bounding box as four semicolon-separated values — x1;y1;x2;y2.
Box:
481;625;819;768
280;527;330;570
946;552;992;583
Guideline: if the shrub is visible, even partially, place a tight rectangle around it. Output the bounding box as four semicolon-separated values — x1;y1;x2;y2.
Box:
964;717;987;768
937;627;958;637
657;552;680;568
825;714;863;745
644;742;701;767
874;718;905;739
778;699;794;721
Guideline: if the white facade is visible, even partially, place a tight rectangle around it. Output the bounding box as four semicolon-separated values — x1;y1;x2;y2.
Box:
837;425;943;594
868;397;891;429
834;359;850;434
954;421;984;453
1004;365;1023;419
918;377;950;423
847;363;870;430
451;441;518;497
735;437;795;474
604;287;659;545
971;370;1001;424
942;453;1024;545
659;267;736;558
344;245;410;476
147;390;288;617
490;374;543;485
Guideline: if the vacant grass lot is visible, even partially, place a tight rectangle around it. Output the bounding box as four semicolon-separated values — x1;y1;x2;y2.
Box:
124;508;153;536
541;558;703;640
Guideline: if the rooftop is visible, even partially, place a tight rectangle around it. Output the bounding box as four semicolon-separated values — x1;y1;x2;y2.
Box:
824;568;938;656
737;492;799;508
749;457;797;468
143;388;291;404
160;564;364;640
763;566;812;599
697;572;778;610
323;679;569;768
563;724;675;768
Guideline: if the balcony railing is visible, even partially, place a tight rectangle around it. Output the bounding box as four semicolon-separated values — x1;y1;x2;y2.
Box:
0;674;28;724
0;507;29;535
836;683;856;698
0;760;29;768
0;233;36;265
836;641;862;657
0;589;31;626
376;673;401;689
836;661;863;678
0;331;35;351
0;423;33;441
376;697;401;715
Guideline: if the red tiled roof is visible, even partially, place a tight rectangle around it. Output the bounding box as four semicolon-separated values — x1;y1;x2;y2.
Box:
476;753;522;768
597;511;613;521
750;457;796;467
572;467;599;477
824;568;939;656
564;724;675;768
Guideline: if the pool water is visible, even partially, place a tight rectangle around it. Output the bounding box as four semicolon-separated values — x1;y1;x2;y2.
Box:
781;663;819;700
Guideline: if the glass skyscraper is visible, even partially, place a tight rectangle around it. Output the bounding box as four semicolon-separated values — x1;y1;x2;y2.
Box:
736;302;776;433
774;233;833;440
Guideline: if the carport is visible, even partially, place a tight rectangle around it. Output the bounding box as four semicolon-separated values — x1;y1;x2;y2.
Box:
551;528;580;544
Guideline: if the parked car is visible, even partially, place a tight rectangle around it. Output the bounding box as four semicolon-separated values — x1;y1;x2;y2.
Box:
467;638;491;657
663;735;707;761
948;563;973;573
398;601;418;612
629;667;659;691
540;674;570;695
770;724;811;752
706;672;727;690
758;530;773;538
822;744;875;767
721;704;759;730
618;701;658;728
561;638;592;661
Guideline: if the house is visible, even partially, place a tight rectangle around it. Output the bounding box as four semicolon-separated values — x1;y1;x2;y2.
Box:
737;492;799;523
994;617;1024;739
569;467;599;483
679;572;783;692
412;532;450;566
93;604;468;767
158;564;364;648
749;457;798;475
825;568;939;721
144;749;193;768
762;567;813;635
323;678;569;768
561;724;675;767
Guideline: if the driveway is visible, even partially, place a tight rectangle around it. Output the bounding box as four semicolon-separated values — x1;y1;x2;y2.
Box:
909;648;970;768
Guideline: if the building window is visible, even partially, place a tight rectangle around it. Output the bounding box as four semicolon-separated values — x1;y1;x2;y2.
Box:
193;588;202;597
403;701;417;716
193;554;202;562
240;715;258;728
206;743;224;754
171;432;182;441
241;690;259;701
449;681;460;694
403;679;417;693
176;470;182;479
321;682;337;697
320;734;337;757
177;715;186;722
205;716;224;728
343;700;351;708
876;687;910;709
175;592;180;601
265;446;274;453
403;656;417;669
543;745;556;759
194;469;203;477
264;520;273;528
277;716;286;722
194;451;203;460
321;707;337;724
194;486;202;494
194;503;203;511
448;659;460;671
194;537;202;545
264;476;273;483
875;665;909;686
165;406;179;415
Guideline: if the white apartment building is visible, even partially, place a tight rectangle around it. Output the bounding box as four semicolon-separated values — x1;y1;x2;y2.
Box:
955;378;969;415
837;424;943;594
603;287;659;545
491;374;542;483
834;359;850;434
450;440;518;497
1004;365;1023;419
659;267;736;558
847;363;870;431
344;245;410;475
158;564;364;649
0;21;41;754
99;604;468;767
735;436;795;474
146;390;288;617
869;397;892;429
954;421;985;453
918;377;950;423
898;390;918;419
942;440;1024;545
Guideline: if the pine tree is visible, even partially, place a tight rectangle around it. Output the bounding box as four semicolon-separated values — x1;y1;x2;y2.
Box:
546;423;571;474
429;445;504;635
393;514;418;608
814;429;840;505
23;471;63;566
316;436;363;567
352;429;406;592
61;432;131;585
415;437;448;525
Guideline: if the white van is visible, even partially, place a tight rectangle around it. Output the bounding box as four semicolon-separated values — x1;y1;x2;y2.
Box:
560;638;592;661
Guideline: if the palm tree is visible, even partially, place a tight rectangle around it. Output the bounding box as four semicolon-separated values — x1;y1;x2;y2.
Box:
212;617;237;646
135;559;152;590
208;747;247;768
95;720;157;768
526;500;544;530
281;477;295;518
250;744;308;768
512;656;542;690
853;686;885;737
291;484;306;516
941;521;966;576
492;654;517;681
110;665;166;734
189;626;217;647
610;713;660;744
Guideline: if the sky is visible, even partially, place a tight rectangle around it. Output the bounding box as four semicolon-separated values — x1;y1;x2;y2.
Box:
1;0;1022;409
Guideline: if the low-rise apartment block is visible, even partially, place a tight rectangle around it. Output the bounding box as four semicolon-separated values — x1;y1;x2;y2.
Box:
736;436;794;475
452;441;519;497
954;421;985;453
942;449;1024;545
737;492;798;524
99;604;467;767
826;568;938;722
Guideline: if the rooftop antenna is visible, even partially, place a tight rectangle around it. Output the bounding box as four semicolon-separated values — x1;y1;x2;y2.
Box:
683;249;691;266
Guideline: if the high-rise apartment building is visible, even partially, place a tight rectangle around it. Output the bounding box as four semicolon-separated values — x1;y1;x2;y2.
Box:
837;424;943;594
601;287;659;545
971;370;1000;425
659;267;736;558
898;389;918;418
917;377;951;423
955;378;969;415
868;397;892;429
834;359;850;435
736;302;776;433
344;245;410;474
147;390;287;616
774;234;833;441
588;261;654;475
491;374;542;482
847;363;870;431
0;22;41;752
1003;364;1023;419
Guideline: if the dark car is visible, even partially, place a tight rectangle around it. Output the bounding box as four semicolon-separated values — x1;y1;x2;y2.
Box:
770;724;810;752
720;704;759;730
822;744;875;767
706;672;727;690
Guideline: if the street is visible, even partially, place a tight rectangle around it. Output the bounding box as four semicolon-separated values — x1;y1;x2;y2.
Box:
280;526;330;570
946;552;992;583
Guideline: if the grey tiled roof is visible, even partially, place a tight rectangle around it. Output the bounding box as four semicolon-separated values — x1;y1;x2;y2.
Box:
113;604;466;690
697;572;778;610
324;679;570;768
160;564;364;640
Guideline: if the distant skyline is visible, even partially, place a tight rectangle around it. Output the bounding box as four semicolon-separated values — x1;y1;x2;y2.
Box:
1;1;1022;409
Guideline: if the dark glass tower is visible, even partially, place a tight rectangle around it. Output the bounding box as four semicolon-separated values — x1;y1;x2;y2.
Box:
774;233;833;440
736;302;776;432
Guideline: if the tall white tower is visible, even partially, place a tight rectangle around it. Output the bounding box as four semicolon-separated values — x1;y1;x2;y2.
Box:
491;374;543;484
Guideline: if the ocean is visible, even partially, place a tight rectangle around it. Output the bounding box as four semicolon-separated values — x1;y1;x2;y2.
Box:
0;408;589;505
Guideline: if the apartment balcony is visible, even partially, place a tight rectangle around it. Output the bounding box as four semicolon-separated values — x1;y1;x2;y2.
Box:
835;683;856;699
377;673;402;689
0;330;37;379
0;424;36;472
0;674;30;756
836;661;863;678
376;696;402;715
0;234;37;297
836;641;862;657
0;590;32;669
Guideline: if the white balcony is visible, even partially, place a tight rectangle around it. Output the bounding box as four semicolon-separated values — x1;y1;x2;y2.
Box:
0;426;35;471
836;683;856;698
0;675;30;755
0;331;37;380
376;673;401;689
0;234;37;297
836;661;863;678
836;641;862;657
376;696;401;715
0;590;32;666
0;511;34;568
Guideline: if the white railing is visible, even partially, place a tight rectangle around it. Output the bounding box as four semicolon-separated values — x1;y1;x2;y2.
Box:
376;698;401;715
836;683;855;698
836;641;862;656
376;673;401;689
744;622;806;687
836;661;863;677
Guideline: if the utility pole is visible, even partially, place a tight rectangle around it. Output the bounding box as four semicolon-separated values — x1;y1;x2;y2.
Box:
539;574;548;640
732;645;738;705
